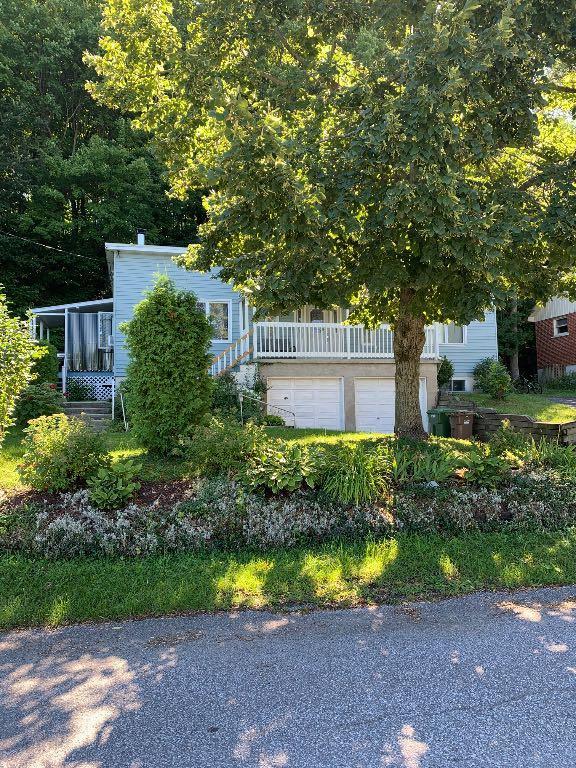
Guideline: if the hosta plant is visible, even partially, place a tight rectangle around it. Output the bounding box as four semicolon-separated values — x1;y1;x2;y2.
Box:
244;440;322;494
87;459;142;510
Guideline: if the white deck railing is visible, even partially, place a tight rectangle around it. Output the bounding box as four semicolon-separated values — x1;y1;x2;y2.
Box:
253;322;438;360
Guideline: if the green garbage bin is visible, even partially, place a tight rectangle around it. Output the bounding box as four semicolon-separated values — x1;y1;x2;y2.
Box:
427;407;452;437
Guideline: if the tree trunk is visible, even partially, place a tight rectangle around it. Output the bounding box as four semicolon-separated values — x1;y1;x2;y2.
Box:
509;295;520;380
393;290;427;440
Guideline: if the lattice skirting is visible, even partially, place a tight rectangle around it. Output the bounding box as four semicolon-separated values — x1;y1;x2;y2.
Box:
65;373;114;401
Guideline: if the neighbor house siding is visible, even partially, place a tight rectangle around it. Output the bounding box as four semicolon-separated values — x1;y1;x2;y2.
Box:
113;249;241;377
438;310;498;384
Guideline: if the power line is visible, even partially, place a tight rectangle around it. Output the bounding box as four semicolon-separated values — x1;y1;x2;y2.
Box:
0;229;85;259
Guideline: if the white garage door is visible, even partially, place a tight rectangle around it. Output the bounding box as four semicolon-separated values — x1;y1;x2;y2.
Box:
267;377;344;430
354;378;428;433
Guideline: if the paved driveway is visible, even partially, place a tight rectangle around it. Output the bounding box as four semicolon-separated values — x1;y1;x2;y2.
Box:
2;586;576;768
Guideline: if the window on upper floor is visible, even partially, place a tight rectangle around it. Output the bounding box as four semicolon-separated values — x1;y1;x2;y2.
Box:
442;323;466;344
197;301;231;342
554;317;569;337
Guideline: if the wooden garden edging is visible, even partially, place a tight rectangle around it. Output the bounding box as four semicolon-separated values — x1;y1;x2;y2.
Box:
438;394;576;445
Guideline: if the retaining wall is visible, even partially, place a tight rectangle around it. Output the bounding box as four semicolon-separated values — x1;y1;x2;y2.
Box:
437;394;576;444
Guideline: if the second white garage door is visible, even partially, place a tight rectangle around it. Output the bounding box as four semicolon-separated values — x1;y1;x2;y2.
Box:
267;377;344;430
355;377;428;433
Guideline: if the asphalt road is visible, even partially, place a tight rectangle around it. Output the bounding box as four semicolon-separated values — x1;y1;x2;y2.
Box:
2;586;576;768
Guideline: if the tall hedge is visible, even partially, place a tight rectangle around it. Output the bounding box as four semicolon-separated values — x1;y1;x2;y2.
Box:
31;341;59;383
121;276;214;453
0;289;38;444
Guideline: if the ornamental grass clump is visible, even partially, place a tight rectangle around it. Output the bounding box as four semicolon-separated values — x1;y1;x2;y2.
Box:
321;443;388;505
18;414;106;491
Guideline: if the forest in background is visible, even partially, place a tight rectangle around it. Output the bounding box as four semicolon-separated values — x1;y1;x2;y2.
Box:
0;0;205;316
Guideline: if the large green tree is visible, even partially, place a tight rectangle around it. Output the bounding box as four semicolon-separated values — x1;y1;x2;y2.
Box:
90;0;576;435
0;0;204;315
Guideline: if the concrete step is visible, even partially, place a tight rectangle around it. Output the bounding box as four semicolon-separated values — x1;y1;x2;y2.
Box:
70;413;112;432
64;401;111;410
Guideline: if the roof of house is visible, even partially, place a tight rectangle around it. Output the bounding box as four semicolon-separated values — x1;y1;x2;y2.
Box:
528;297;576;323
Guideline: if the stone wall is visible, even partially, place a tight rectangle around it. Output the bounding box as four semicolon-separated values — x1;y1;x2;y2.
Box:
437;394;576;444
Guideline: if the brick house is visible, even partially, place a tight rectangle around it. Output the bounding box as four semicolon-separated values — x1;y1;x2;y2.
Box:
529;298;576;380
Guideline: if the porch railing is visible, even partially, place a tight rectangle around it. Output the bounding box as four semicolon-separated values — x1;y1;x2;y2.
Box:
253;322;438;360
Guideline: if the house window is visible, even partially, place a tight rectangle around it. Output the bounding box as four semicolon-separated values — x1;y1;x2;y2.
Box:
309;308;324;323
443;323;465;344
554;317;569;337
197;301;231;341
450;379;467;392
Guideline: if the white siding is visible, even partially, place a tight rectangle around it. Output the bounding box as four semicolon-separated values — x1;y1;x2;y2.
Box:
528;297;576;323
439;310;499;383
113;249;242;377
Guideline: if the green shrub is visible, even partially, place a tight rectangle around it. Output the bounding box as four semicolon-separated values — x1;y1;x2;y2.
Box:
545;372;576;391
322;444;388;505
18;414;106;491
262;414;285;426
473;357;498;390
183;416;267;476
489;420;531;456
212;369;268;423
31;341;59;384
65;378;93;401
455;444;511;487
13;383;65;425
484;360;513;399
0;290;38;444
244;439;321;493
121;276;213;454
437;356;455;390
473;357;512;399
87;459;142;510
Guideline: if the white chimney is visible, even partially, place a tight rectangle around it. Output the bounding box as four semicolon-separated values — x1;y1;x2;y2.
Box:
136;228;146;246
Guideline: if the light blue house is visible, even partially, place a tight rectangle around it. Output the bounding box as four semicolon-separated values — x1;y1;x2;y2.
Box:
30;236;498;431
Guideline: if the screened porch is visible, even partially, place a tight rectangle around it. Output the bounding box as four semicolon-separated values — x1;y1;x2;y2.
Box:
30;298;114;400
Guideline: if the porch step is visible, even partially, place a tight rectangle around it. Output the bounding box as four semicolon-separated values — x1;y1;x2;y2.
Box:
64;401;111;413
63;401;112;431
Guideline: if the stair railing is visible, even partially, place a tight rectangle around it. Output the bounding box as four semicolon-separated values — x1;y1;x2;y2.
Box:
210;329;254;377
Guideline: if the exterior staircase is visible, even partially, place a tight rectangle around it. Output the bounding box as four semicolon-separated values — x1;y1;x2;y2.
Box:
210;329;254;377
63;400;112;431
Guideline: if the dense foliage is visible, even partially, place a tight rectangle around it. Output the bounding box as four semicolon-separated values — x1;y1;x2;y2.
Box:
0;290;38;443
473;356;513;399
121;276;213;453
30;341;59;384
0;0;204;315
13;383;65;426
437;356;455;390
18;414;106;491
90;0;576;436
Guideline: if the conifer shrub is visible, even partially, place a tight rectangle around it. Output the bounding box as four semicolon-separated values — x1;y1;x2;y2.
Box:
121;276;213;453
31;341;59;384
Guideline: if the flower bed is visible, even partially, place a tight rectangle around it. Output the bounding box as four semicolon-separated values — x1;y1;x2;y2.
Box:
4;414;576;560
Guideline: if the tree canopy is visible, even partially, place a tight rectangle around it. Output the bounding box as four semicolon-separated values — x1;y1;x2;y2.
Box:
89;0;575;433
0;0;205;315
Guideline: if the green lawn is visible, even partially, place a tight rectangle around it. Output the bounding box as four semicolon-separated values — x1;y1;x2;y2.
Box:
2;529;576;629
0;427;398;491
457;392;576;423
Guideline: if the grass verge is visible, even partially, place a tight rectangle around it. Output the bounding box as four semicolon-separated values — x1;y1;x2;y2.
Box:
459;393;576;423
3;530;576;630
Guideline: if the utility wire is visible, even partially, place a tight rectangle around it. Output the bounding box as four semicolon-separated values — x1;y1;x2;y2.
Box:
0;229;85;259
